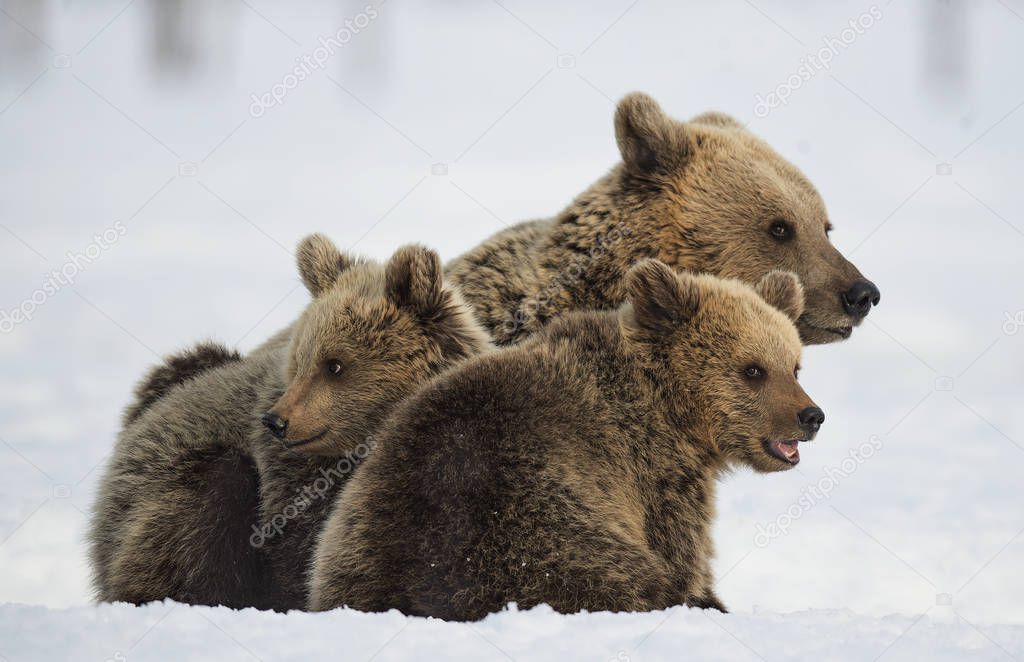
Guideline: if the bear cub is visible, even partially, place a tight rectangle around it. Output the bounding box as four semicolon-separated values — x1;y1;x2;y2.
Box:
89;235;490;610
309;261;823;619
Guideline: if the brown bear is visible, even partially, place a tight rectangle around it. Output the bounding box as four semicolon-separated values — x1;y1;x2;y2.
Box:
308;262;822;619
88;235;491;610
446;92;879;346
126;92;876;400
126;92;876;404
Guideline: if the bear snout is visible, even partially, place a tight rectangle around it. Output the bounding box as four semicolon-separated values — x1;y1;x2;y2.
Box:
841;279;880;319
797;406;825;437
261;412;288;439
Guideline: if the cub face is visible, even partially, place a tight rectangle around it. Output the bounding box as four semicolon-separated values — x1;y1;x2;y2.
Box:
615;93;880;345
261;235;488;456
624;261;823;472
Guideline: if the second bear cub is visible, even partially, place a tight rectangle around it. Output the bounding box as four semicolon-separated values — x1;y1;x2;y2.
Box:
309;261;824;619
89;235;490;610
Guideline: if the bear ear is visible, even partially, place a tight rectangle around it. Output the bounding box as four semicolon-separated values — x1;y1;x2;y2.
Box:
754;270;805;322
625;259;701;335
385;244;445;318
614;92;691;176
690;111;745;131
297;233;352;298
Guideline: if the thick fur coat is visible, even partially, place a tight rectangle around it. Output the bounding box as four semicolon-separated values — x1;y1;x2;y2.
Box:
309;262;823;620
88;236;490;610
446;92;877;346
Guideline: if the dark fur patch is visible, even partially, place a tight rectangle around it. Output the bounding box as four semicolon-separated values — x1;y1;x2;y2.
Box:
122;342;241;425
172;447;271;608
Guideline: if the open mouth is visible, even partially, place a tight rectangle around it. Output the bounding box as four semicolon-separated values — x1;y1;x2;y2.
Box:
284;428;329;449
763;438;805;465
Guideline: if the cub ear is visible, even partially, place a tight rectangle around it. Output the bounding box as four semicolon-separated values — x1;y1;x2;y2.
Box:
614;92;690;175
690;111;745;131
297;233;351;298
385;245;445;318
626;259;701;335
754;270;805;322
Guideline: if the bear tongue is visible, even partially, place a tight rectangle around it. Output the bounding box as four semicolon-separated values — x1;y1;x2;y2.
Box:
771;439;800;464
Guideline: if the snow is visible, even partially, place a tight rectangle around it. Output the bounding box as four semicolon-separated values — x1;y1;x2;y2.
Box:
2;602;1023;661
1;0;1023;659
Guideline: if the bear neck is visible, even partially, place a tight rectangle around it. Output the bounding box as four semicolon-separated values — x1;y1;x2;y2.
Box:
537;313;722;586
421;287;495;368
618;327;729;478
445;162;714;345
533;167;701;321
546;312;722;483
547;168;659;284
605;325;722;581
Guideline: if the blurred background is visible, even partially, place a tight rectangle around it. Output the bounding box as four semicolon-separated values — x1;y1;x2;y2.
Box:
0;0;1021;636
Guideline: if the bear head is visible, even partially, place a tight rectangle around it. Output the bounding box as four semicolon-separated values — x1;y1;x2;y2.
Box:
622;260;823;472
613;92;879;345
262;234;491;456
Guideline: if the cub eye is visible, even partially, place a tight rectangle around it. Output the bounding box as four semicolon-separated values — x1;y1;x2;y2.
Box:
744;365;765;380
325;360;344;376
825;223;833;237
769;220;793;241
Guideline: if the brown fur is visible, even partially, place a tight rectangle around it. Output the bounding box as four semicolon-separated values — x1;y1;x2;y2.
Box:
88;236;490;610
132;93;869;395
309;263;821;619
446;92;876;346
121;341;242;426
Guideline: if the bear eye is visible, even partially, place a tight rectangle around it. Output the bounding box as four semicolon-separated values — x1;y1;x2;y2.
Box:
325;360;344;376
769;220;793;241
744;365;765;380
825;223;833;237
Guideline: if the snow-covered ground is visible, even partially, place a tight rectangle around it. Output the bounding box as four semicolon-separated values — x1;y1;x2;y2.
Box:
3;602;1024;661
1;0;1022;659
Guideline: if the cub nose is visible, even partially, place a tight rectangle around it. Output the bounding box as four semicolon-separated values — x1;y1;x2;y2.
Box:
261;412;288;439
842;279;881;319
798;406;825;435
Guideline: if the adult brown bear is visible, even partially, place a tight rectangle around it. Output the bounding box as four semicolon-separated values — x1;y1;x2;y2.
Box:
446;92;879;346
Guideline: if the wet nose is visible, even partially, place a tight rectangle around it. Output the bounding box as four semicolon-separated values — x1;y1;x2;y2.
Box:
842;279;880;319
798;406;825;435
261;412;288;439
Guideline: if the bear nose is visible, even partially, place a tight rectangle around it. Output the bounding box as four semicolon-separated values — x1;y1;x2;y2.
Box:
261;412;288;439
798;406;825;435
842;279;880;319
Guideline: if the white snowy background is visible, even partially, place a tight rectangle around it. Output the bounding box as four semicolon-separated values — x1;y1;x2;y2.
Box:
1;0;1022;659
